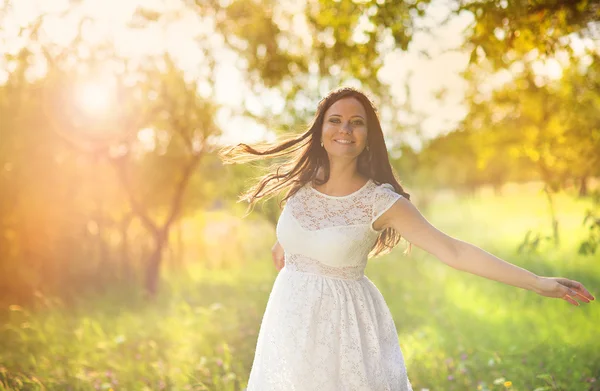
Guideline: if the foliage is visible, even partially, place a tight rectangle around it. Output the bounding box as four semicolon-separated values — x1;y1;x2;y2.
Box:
1;0;599;303
0;22;226;299
459;0;600;69
1;188;598;390
578;190;600;255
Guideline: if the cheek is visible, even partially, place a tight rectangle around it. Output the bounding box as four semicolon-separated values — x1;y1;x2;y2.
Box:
355;128;368;144
322;124;337;137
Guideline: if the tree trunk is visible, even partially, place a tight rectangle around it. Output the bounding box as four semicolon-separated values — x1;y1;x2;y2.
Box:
543;185;560;247
578;175;588;197
144;230;168;297
119;216;133;282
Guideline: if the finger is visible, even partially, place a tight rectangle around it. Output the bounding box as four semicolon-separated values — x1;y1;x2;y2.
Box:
563;287;590;303
562;290;580;306
574;285;596;301
563;295;580;306
573;291;592;303
566;288;592;303
564;298;579;306
561;280;595;301
559;279;582;289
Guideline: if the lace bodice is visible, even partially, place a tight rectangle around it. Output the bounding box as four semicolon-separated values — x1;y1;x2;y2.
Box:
276;179;403;280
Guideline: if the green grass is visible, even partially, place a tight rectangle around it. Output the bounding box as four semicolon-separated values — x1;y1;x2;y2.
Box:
1;187;599;391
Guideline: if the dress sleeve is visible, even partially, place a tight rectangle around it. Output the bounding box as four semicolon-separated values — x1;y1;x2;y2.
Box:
371;183;403;230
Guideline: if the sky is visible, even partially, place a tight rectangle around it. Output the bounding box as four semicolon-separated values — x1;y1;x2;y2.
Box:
0;0;585;151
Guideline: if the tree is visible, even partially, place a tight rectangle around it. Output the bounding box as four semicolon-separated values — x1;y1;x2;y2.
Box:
460;0;599;69
0;8;225;299
460;54;600;248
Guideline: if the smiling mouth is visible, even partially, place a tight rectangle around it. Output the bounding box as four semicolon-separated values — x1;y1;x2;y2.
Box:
334;140;354;144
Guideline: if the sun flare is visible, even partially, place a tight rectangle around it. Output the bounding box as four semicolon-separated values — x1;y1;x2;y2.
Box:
75;80;114;116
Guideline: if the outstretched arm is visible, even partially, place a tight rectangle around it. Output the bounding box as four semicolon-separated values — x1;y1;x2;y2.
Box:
374;197;595;306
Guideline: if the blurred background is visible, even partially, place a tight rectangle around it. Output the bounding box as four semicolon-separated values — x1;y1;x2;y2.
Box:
0;0;599;390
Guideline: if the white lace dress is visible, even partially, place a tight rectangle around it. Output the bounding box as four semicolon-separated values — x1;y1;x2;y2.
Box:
245;179;413;391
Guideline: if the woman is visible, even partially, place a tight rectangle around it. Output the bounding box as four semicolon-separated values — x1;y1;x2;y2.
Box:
220;87;595;391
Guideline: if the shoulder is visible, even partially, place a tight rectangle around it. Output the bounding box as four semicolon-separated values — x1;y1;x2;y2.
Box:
369;180;421;232
370;181;403;220
372;181;396;193
370;181;403;202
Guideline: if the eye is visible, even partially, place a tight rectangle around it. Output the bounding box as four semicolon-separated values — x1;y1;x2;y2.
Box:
352;120;364;126
328;118;341;124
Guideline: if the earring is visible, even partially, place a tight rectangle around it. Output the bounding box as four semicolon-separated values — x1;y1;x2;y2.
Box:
320;141;324;148
366;145;370;151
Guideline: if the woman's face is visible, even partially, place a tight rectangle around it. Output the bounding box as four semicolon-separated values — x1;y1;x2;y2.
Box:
321;97;368;160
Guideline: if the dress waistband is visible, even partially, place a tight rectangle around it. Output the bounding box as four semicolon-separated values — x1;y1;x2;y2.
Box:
284;253;365;281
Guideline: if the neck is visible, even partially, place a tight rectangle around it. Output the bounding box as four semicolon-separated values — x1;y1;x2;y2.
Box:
318;158;365;189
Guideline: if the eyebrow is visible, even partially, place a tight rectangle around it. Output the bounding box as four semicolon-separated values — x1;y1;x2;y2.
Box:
328;114;365;119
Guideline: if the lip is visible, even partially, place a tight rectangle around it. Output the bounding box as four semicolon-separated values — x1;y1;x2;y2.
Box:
333;139;355;144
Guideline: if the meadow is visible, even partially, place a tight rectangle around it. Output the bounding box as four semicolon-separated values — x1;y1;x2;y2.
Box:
1;185;599;391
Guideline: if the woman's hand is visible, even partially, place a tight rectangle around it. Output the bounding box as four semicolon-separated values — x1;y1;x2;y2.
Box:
271;241;285;271
534;277;595;306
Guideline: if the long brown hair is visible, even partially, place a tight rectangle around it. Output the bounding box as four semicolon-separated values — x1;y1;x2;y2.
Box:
219;86;412;256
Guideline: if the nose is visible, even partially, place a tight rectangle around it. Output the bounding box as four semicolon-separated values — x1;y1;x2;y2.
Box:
341;122;352;133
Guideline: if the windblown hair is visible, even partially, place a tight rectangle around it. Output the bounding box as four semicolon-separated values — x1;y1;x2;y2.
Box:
219;86;412;257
